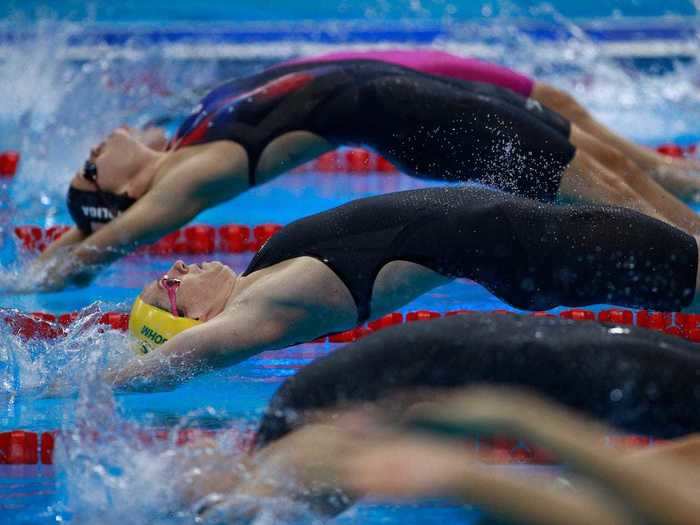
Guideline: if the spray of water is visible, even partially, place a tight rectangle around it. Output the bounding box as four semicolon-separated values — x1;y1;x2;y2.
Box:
51;374;320;525
0;5;696;232
0;303;132;398
2;4;700;524
0;15;218;226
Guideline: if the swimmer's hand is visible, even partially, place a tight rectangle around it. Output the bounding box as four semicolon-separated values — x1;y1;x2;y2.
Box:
27;251;97;292
0;260;65;293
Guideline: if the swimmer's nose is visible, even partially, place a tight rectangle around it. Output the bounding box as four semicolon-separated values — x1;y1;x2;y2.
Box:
171;260;188;275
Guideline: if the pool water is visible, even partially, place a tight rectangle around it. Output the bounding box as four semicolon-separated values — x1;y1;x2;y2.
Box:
2;2;700;524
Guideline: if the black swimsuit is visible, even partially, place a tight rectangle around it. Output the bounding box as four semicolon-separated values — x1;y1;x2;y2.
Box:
173;60;575;200
255;314;700;447
243;186;697;324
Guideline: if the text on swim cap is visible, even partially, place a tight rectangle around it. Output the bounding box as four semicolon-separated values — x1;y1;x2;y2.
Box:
81;206;115;220
141;325;168;345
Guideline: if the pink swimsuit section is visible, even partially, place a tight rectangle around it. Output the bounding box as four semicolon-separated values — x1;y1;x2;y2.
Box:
284;49;535;98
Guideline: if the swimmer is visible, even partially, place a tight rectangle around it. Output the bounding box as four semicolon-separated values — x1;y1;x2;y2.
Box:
37;59;700;290
288;48;700;200
108;186;700;390
254;313;700;446
173;386;700;524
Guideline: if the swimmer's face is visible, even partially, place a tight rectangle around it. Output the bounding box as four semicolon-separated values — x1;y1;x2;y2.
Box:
140;260;237;322
91;128;144;191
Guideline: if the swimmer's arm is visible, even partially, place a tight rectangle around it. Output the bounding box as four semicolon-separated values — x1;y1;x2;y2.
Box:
408;388;700;525
340;434;628;525
107;305;299;391
110;281;353;391
39;145;246;290
38;227;86;259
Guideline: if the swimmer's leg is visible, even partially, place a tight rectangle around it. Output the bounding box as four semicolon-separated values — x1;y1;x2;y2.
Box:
532;82;700;200
559;126;700;235
570;126;700;218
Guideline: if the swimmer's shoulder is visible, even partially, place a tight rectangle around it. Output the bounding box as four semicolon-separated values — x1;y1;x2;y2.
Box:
153;141;248;189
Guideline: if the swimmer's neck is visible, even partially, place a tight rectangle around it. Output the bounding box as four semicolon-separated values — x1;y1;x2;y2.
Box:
224;265;273;307
152;141;250;194
222;259;303;312
126;149;167;197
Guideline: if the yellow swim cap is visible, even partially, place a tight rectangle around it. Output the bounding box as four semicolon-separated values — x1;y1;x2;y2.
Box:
128;297;201;355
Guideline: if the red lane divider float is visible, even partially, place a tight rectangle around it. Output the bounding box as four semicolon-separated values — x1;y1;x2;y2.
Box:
0;142;694;184
0;428;255;466
5;308;700;344
0;150;20;177
0;428;663;466
294;148;399;174
14;223;285;255
1;310;129;339
656;143;697;158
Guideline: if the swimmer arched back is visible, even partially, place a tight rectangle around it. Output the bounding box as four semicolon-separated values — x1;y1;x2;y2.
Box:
171;60;574;196
39;56;700;290
109;186;700;392
245;186;698;323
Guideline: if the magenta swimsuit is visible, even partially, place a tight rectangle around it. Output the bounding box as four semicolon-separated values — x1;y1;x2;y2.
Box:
284;48;535;98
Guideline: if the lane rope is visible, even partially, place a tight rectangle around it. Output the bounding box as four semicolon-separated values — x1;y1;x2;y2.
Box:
0;427;661;466
3;308;700;343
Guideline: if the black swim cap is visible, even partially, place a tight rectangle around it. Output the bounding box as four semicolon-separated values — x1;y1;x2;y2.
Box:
67;186;136;234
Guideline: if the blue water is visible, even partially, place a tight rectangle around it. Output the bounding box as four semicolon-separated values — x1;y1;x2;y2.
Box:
2;1;700;523
0;0;697;22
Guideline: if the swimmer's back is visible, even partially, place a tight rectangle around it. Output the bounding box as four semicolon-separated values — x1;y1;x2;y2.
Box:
285;48;535;97
173;59;570;187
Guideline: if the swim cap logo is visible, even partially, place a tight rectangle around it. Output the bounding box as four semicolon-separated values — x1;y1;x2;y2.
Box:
140;325;168;345
81;206;115;220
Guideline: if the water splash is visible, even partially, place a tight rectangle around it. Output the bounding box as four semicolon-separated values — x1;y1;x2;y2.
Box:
51;375;318;525
0;303;132;398
55;379;190;525
0;15;218;225
0;9;698;229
